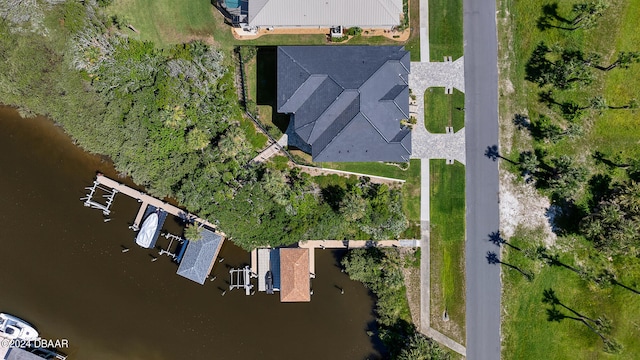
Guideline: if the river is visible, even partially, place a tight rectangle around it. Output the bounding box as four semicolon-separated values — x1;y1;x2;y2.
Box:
0;107;382;360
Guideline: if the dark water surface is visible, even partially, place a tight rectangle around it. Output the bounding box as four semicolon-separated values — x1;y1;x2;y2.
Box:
0;107;381;360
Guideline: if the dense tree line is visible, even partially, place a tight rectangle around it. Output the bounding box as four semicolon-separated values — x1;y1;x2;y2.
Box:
0;0;408;249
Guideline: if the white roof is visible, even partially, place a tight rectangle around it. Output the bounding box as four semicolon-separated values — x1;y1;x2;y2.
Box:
248;0;402;28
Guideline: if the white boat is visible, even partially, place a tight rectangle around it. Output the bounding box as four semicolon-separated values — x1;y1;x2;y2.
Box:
0;313;39;341
135;212;159;248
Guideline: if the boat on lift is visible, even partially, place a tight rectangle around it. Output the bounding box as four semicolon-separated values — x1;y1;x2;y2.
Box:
136;212;159;248
0;313;39;341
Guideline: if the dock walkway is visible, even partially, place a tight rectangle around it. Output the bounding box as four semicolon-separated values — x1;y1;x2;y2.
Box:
95;174;219;231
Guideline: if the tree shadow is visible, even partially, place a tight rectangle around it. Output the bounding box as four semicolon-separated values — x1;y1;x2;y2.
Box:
525;42;554;86
487;230;522;251
537;3;575;31
256;46;290;134
513;114;530;130
587;173;612;209
484;144;518;164
321;185;346;211
487;251;533;281
365;320;387;359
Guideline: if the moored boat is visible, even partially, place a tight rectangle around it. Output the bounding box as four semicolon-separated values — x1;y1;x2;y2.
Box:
135;212;159;248
0;313;39;341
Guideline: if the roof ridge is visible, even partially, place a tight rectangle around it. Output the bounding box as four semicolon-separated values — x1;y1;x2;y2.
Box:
280;74;327;113
248;0;270;23
280;47;313;77
360;111;390;142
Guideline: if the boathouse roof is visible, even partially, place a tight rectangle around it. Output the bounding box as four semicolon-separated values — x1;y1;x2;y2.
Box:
5;347;49;360
176;228;223;285
279;248;311;302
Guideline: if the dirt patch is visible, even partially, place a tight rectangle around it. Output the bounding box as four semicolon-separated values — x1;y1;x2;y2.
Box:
363;28;410;42
499;171;556;246
400;248;421;328
234;27;330;40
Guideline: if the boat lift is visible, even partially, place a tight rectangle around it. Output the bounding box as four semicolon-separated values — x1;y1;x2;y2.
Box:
158;232;187;261
81;180;118;216
229;266;255;295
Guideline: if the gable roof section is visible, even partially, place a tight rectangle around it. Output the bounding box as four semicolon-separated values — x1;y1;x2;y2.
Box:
277;46;411;162
176;229;223;285
248;0;402;28
279;248;310;302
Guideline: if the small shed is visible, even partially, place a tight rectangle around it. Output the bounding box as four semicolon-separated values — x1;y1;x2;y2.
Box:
279;248;311;302
176;228;223;284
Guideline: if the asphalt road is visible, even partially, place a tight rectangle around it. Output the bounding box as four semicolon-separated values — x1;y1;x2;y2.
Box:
463;0;502;358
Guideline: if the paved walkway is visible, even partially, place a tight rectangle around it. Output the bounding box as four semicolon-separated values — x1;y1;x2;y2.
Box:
251;135;288;163
419;0;429;62
411;59;466;92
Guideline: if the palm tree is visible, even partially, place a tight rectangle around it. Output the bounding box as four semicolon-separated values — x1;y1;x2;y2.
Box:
595;51;640;71
184;223;203;242
570;0;609;29
518;151;539;177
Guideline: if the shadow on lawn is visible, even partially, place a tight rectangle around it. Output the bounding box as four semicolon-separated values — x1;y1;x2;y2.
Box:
256;46;291;134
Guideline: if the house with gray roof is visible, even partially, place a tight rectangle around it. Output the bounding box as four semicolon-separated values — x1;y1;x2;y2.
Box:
176;228;223;285
277;46;411;162
220;0;402;29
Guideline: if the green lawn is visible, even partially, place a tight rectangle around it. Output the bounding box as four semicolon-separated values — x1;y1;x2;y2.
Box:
428;0;463;61
316;160;421;239
106;0;219;47
405;0;421;61
429;159;466;344
424;88;465;133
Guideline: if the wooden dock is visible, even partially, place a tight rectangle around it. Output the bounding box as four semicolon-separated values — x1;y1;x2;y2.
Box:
95;174;219;231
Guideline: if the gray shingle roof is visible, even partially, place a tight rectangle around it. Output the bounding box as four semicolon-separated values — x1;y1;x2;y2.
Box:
248;0;402;28
277;46;411;162
176;228;222;285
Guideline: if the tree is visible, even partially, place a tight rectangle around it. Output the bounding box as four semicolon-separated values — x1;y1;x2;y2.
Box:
184;223;203;242
397;332;450;360
340;190;367;221
595;51;640;71
580;181;640;256
186;127;210;151
546;156;588;199
570;0;609;29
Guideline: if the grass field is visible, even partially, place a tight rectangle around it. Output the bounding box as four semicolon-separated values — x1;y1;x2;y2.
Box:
106;0;219;47
428;0;463;61
502;229;640;359
429;159;466;344
424;88;465;133
498;0;640;358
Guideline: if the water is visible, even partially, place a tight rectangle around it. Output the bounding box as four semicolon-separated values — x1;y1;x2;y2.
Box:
0;107;381;360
